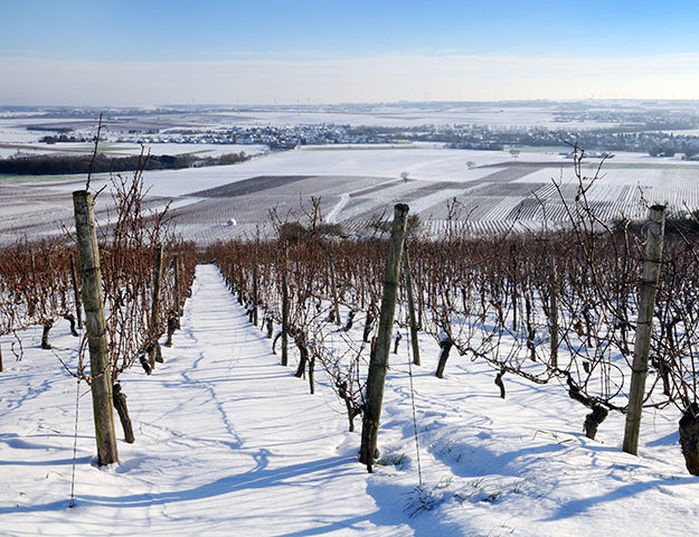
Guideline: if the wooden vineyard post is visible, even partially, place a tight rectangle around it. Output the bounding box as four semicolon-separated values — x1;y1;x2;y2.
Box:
416;258;424;329
173;256;180;302
149;243;164;370
69;254;83;330
623;205;666;456
165;256;179;347
152;244;164;321
549;253;558;369
281;244;289;366
360;203;409;472
403;247;421;366
510;243;518;332
320;243;342;326
72;190;118;466
329;254;341;326
0;344;3;373
252;243;259;327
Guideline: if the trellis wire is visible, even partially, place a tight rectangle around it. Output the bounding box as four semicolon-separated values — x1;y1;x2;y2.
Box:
68;377;80;508
405;324;424;487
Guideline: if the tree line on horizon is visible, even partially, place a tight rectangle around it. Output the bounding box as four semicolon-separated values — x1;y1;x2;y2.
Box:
0;151;249;176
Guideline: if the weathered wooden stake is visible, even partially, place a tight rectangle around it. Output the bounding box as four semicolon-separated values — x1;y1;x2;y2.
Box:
416;259;424;329
149;243;164;370
164;255;180;348
152;244;164;321
321;244;342;326
549;254;559;369
403;249;421;366
69;254;83;330
252;257;259;327
623;205;666;456
173;256;180;309
510;243;518;331
524;285;536;361
360;203;409;471
72;190;118;466
281;245;289;366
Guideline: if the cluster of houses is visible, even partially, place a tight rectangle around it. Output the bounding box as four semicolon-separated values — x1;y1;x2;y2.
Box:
115;124;389;149
110;117;699;159
443;125;699;158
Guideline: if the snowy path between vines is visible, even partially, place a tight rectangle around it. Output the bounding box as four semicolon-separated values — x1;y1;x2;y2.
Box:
2;264;699;536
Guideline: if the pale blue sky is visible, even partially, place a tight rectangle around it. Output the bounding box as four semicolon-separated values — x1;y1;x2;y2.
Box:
2;1;699;105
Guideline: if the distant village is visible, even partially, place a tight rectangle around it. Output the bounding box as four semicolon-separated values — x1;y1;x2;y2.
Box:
29;104;699;159
103;122;699;159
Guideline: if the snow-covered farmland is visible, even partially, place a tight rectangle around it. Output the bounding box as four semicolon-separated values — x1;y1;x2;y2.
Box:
212;103;622;130
2;146;699;244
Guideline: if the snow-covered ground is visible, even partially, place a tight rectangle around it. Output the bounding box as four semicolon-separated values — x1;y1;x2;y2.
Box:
36;146;524;198
1;265;697;536
31;146;696;201
211;104;620;130
4;145;699;245
115;142;268;157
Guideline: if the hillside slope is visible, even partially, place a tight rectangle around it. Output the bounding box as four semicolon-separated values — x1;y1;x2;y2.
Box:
1;265;697;536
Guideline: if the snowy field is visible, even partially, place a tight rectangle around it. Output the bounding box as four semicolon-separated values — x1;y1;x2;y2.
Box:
1;265;697;537
3;145;699;244
211;104;620;129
